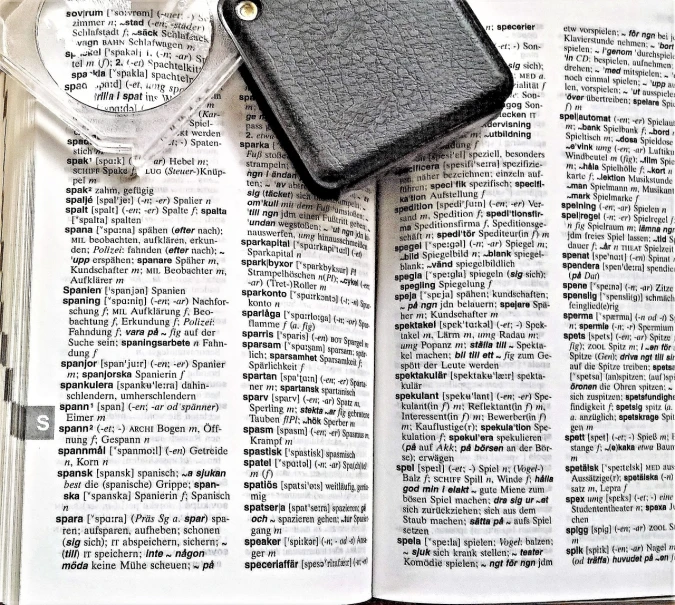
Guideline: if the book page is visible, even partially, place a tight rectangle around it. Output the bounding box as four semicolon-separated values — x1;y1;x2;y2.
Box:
0;69;9;602
374;0;674;602
17;73;374;604
1;77;35;605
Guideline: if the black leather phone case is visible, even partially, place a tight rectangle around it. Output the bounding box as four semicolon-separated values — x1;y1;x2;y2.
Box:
219;0;513;195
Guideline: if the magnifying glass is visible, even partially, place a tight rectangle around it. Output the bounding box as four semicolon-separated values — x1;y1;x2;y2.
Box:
0;0;240;164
